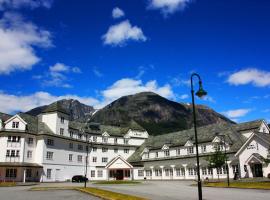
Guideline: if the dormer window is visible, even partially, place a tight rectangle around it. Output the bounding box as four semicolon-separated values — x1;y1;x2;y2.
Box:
12;122;19;128
156;152;159;158
176;148;181;155
164;150;170;157
201;145;207;153
78;133;82;140
102;137;108;143
187;146;194;154
60;128;64;136
114;138;118;144
124;138;129;145
60;117;65;124
70;131;73;138
145;152;149;159
93;136;97;142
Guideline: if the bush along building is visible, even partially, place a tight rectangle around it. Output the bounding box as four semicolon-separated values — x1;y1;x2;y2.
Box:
0;103;269;182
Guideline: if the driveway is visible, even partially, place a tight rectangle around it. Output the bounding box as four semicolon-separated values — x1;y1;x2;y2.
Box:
92;180;270;200
0;185;100;200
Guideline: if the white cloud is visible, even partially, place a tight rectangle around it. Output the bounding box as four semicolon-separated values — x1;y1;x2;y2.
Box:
93;67;103;78
148;0;192;15
0;12;52;74
0;91;99;114
37;63;81;88
0;78;175;113
102;20;147;46
97;78;174;108
179;94;189;99
0;0;53;10
227;68;270;87
223;109;251;118
112;7;125;19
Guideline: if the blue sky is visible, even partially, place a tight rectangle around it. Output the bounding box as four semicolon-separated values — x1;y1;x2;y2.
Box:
0;0;269;123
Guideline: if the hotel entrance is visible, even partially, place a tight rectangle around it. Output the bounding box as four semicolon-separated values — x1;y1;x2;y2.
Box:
251;164;263;177
105;155;133;180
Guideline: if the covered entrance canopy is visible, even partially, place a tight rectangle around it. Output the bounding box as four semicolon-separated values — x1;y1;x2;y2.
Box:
246;153;264;177
105;156;133;180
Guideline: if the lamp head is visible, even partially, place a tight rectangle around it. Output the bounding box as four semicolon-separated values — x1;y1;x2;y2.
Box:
195;81;207;98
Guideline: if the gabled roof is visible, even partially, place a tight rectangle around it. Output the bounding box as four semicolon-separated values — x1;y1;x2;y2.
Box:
105;155;133;169
128;123;247;163
234;119;264;132
4;114;27;125
42;102;70;115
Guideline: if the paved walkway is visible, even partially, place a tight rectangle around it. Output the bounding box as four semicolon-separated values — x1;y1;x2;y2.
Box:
0;185;100;200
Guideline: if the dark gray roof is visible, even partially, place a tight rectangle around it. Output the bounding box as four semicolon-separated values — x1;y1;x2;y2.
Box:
128;123;247;163
18;113;38;134
234;119;263;132
42;102;70;115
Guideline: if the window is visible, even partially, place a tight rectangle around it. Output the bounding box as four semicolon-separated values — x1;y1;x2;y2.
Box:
145;152;149;159
138;170;144;177
114;138;118;144
7;136;12;142
176;148;181;156
70;131;73;138
188;168;194;176
78;144;83;150
187;147;194;154
27;151;32;159
10;150;15;157
208;168;213;175
46;152;53;160
217;167;222;175
92;147;97;152
47;139;54;146
222;166;227;174
6;150;10;157
60;128;64;136
232;165;239;174
156;152;159;158
12;121;19;128
146;170;152;177
124;170;130;177
69;142;73;149
78;133;82;140
10;136;20;143
91;170;95;177
93;136;97;142
124;138;129;144
77;155;83;162
92;157;97;162
181;168;185;176
97;170;103;177
176;168;181;176
124;149;129;154
201;145;207;153
102;137;108;143
202;167;207;175
164;150;170;157
6;168;17;178
114;148;118;153
155;169;162;176
16;150;19;157
26;169;32;178
28;137;34;145
69;154;73;161
46;169;52;179
60;117;65;124
102;147;108;152
102;157;108;163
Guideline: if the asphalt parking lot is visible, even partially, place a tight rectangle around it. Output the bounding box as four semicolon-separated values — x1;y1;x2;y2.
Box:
0;181;270;200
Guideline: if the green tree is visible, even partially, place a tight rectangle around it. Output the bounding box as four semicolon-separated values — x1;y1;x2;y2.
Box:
206;146;227;181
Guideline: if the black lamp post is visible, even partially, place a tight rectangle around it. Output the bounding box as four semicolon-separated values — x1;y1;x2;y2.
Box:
190;73;207;200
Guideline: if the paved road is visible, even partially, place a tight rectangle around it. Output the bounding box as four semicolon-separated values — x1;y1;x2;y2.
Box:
93;181;270;200
0;185;100;200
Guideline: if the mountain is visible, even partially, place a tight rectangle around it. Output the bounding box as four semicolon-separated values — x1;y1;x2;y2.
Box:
26;99;95;121
90;92;234;135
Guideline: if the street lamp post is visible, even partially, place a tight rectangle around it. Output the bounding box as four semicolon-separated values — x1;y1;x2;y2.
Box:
190;73;207;200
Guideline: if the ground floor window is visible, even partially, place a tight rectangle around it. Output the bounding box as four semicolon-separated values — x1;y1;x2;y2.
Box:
208;168;213;175
202;167;207;175
155;169;162;176
97;170;103;177
91;170;95;177
138;170;144;177
232;165;239;173
26;169;32;178
6;168;17;178
47;169;52;179
188;168;194;176
145;170;152;177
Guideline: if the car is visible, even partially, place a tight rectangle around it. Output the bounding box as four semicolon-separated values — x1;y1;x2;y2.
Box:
72;175;88;182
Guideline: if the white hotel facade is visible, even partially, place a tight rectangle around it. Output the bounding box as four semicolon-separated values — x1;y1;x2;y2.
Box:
0;102;270;182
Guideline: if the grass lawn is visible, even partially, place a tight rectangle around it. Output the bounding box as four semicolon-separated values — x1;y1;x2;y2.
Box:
31;186;147;200
204;181;270;189
0;182;16;187
93;180;141;185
